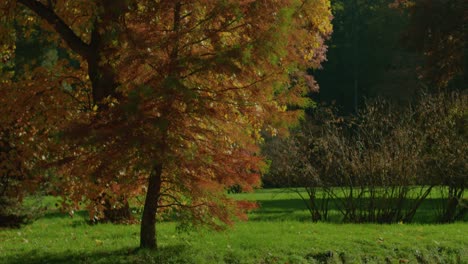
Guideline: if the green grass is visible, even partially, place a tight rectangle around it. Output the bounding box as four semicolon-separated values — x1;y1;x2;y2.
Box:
1;189;466;264
236;188;467;223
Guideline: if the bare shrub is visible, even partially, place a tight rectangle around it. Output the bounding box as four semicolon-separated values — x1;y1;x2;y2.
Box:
263;91;466;223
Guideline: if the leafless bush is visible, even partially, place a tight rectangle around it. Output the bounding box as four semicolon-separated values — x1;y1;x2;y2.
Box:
416;92;467;222
263;91;466;223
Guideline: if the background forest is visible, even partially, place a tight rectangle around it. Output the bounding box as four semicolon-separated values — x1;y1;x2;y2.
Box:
263;92;466;223
262;0;467;224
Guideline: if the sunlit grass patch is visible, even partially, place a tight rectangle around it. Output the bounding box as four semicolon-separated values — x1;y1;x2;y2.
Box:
1;189;466;264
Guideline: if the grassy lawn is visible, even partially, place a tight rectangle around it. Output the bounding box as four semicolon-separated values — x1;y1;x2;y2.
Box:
1;189;466;264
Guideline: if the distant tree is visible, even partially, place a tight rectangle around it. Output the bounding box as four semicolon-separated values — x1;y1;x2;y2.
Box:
392;0;467;89
0;1;332;249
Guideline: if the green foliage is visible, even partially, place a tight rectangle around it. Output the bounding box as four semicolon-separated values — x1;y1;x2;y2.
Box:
315;0;419;113
0;193;47;228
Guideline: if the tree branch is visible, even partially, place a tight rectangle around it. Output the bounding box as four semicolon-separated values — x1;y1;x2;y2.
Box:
17;0;91;59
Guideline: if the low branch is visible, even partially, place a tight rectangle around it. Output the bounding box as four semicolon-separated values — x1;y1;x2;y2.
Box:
18;0;91;59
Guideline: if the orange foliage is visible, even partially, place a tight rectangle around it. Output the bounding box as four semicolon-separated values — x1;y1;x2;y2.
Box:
1;0;332;234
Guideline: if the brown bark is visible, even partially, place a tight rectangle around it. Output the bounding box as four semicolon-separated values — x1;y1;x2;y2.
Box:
86;34;119;105
139;163;163;249
86;0;128;105
17;0;91;58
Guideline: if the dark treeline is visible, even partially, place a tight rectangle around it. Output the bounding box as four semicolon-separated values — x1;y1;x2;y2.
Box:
313;0;415;113
312;0;466;113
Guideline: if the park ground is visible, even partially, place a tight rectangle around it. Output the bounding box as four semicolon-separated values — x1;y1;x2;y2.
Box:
1;189;466;264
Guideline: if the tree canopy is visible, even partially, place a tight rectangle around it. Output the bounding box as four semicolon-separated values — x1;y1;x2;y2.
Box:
0;0;332;249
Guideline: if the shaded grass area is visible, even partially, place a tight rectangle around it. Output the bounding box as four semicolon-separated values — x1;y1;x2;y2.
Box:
0;189;466;264
248;197;466;223
237;188;468;223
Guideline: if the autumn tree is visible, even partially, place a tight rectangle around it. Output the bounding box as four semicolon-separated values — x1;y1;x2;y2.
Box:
0;0;332;249
391;0;466;89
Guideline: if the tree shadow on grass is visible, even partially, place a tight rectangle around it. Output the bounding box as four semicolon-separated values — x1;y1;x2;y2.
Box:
250;198;467;223
4;244;190;264
41;210;89;220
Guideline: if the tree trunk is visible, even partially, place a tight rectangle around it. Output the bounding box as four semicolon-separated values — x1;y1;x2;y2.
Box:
139;163;163;250
102;198;133;223
85;24;120;106
18;0;134;227
87;54;118;105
